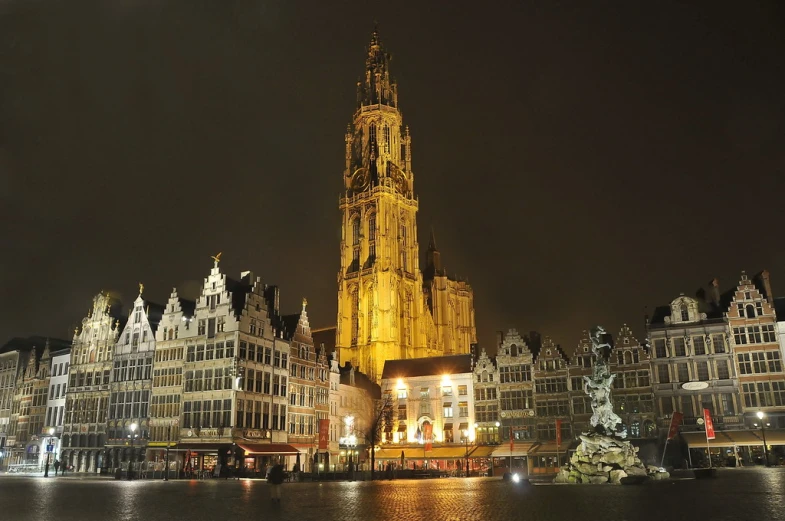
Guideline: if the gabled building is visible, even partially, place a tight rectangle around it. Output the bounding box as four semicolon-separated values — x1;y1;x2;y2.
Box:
648;283;740;436
727;271;785;429
568;331;595;436
62;293;124;473
472;347;500;444
45;345;71;464
282;300;330;472
176;257;293;475
105;287;163;472
496;329;535;447
148;287;194;471
608;325;656;439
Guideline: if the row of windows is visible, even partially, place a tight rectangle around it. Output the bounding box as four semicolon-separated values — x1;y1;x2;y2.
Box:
289;413;315;436
69;370;111;389
657;360;731;383
737;352;782;375
653;334;727;358
500;365;532;383
289;384;315;407
186;341;236;362
475;387;497;401
742;382;785;408
154;347;183;363
152;367;183;388
611;370;651;389
108;390;150;420
63;396;108;425
442;402;469;418
235;400;286;430
475;403;499;422
183;399;232;429
500;390;533;411
535;377;567;394
112;357;153;382
733;325;777;345
613;350;642;366
535;399;570;417
660;394;737;417
184;368;234;392
150;394;181;418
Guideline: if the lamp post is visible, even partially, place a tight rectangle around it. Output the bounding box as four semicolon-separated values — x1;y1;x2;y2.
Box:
756;411;770;467
347;435;357;481
128;423;138;480
462;429;470;478
43;427;55;477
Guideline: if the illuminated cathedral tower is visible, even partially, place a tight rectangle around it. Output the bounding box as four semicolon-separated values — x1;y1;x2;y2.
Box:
335;29;477;382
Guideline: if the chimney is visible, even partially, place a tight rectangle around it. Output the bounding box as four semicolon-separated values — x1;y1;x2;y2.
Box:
710;278;721;307
759;270;774;302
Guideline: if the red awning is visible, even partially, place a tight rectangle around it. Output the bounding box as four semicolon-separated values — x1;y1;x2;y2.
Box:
237;443;300;455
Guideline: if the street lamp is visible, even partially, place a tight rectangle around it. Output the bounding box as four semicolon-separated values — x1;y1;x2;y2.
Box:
462;429;470;478
756;411;770;467
128;423;138;480
43;428;55;477
347;434;357;481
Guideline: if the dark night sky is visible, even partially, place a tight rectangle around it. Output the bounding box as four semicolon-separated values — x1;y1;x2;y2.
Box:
2;1;784;353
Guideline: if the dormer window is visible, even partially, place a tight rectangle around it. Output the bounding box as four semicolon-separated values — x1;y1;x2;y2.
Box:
680;304;689;322
746;305;756;319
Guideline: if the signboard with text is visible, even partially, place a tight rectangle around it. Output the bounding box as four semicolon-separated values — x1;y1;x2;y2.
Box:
555;420;562;446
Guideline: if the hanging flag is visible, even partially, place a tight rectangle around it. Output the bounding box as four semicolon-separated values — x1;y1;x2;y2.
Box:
703;409;715;440
667;412;684;440
509;426;514;453
424;423;433;452
318;419;330;450
555;420;562;446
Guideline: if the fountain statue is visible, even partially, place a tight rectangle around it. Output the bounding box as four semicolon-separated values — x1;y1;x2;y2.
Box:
554;326;668;484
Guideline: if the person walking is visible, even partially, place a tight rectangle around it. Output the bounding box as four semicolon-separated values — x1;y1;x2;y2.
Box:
54;460;61;476
268;464;285;504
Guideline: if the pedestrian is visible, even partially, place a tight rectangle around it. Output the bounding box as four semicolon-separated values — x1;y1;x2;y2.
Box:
268;464;285;504
54;460;61;476
61;463;66;476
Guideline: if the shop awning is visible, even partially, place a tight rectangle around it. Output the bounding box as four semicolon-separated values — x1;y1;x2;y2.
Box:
443;424;453;430
529;443;565;455
757;429;785;445
682;430;764;448
397;425;407;433
458;423;469;431
491;443;536;458
468;446;495;458
174;443;224;453
374;446;476;460
237;443;300;455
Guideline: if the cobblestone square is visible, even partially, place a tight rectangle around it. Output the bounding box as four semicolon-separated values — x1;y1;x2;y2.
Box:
2;468;784;521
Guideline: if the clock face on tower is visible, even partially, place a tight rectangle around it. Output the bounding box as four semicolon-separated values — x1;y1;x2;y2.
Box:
349;167;370;193
389;162;408;195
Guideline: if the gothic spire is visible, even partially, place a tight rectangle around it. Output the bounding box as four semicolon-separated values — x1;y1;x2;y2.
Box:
357;26;397;108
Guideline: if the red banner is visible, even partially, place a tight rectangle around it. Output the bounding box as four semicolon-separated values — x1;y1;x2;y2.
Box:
424;423;433;452
703;409;715;440
509;426;514;452
555;420;562;446
318;419;330;450
667;412;684;440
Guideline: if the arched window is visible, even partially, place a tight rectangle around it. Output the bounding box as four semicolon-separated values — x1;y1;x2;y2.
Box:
352;218;360;246
746;305;756;318
629;421;641;438
383;125;390;154
351;290;359;346
510;344;518;357
401;224;407;270
369;123;376;146
624;352;633;365
368;214;376;242
680;304;689;322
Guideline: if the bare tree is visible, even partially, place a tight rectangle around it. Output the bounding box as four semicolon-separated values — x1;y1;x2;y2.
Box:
365;393;393;480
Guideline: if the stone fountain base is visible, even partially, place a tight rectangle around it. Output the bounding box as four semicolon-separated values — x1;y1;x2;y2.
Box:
553;433;668;484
